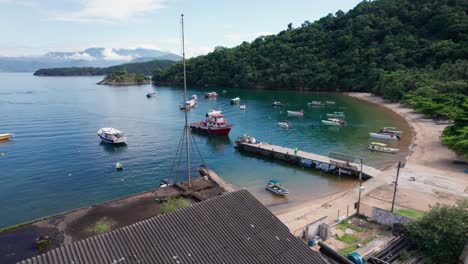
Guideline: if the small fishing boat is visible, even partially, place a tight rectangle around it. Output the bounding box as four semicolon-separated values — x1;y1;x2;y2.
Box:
369;132;400;141
230;97;240;104
326;112;345;118
321;118;346;126
115;162;123;170
204;91;218;98
239;104;246;110
278;121;291;129
159;178;175;188
265;179;289;196
368;142;399;154
180;99;196;110
0;133;12;141
190;94;198;101
325;101;336;105
206;109;222;117
146;92;156;98
287;110;304;116
308;101;325;106
272;101;283;106
381;127;402;135
98;128;127;144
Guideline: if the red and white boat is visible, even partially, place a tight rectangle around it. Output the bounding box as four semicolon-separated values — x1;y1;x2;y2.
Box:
190;112;233;135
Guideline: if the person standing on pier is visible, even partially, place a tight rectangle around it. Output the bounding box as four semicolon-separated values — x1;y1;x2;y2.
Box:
294;146;298;156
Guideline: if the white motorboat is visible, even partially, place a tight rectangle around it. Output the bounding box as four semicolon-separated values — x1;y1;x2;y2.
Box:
278;121;291;129
190;94;198;101
0;133;12;141
369;132;400;141
326;112;345;118
287;110;304;116
230;97;240;104
381;127;402;135
321;118;346;126
206;109;222;117
265;179;289;196
180;99;196;110
325;101;336;104
308;101;325;106
205;91;218;98
239;104;246;110
272;101;283;106
368;142;399;153
98;128;127;144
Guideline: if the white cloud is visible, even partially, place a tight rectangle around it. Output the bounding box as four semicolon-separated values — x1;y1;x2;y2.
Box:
186;46;212;58
224;31;273;41
101;48;133;61
0;0;38;7
66;52;95;61
52;0;170;23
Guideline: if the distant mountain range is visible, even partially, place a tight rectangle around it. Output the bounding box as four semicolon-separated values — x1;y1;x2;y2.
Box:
0;47;181;72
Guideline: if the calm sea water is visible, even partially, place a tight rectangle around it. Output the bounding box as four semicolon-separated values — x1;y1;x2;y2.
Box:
0;73;410;228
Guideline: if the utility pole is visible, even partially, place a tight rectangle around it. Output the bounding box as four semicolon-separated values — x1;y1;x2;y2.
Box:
357;158;363;215
391;161;401;213
181;14;191;190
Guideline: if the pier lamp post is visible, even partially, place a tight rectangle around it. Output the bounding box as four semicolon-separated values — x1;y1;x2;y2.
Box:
357;158;363;215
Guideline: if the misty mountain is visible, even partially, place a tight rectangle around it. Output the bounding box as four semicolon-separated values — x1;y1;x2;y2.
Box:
0;47;181;72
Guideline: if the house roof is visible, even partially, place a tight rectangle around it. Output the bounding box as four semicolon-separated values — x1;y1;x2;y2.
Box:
19;189;327;264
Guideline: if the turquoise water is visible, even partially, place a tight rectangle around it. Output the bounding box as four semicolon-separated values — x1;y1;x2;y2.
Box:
0;73;410;228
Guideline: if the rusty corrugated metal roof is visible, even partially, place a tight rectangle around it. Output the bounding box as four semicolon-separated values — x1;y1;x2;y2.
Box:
19;189;327;264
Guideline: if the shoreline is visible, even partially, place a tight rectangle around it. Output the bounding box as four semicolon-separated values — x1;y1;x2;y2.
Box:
275;92;467;232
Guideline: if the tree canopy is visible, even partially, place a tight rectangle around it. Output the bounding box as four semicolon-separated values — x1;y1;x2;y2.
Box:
154;0;468;157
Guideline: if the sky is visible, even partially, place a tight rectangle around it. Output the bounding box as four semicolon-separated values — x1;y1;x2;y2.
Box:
0;0;362;58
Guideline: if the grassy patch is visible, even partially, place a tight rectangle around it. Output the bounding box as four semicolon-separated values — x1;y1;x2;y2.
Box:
337;234;360;244
338;245;358;256
86;217;116;235
160;197;191;215
336;219;366;232
395;208;425;219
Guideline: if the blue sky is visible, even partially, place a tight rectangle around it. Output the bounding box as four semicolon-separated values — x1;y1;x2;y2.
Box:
0;0;362;57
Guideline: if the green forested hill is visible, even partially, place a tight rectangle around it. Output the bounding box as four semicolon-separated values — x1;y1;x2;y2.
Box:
34;59;176;76
154;0;468;157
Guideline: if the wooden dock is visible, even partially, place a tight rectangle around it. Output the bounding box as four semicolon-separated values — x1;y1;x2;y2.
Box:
235;139;382;179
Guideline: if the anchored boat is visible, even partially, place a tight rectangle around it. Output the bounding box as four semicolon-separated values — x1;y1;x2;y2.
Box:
278;121;291;129
146;92;156;98
287;110;304;116
381;127;402;135
308;101;325;106
180;99;196;110
239;104;246;110
205;91;218;98
321;118;346;126
325;101;336;105
326;112;345;118
0;133;12;141
368;142;399;154
369;132;400;141
272;101;283;106
230;97;240;104
265;179;289;196
98;128;127;144
190;112;233;135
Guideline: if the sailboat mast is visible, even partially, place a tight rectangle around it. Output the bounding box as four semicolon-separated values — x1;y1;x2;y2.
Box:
181;14;191;189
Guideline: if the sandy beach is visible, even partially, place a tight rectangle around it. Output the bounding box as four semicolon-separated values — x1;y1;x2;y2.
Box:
276;92;468;233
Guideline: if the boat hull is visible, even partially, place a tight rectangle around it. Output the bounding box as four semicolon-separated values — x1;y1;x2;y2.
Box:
368;146;399;153
321;120;345;126
369;133;400;141
287;111;303;116
0;133;12;140
265;185;289;196
190;122;232;135
99;135;127;144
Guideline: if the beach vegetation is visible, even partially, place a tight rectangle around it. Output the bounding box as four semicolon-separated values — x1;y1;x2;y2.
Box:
160;197;191;215
407;200;468;263
86;217;116;235
394;208;425;220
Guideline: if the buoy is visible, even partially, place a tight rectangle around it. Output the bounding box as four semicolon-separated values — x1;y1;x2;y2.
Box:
116;162;123;170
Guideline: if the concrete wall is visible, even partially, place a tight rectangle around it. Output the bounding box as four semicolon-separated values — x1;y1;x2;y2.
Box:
304;216;328;240
372;207;412;227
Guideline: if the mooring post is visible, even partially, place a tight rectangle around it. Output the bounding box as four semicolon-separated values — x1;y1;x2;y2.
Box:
357;158;363;215
337;209;340;222
347;205;349;218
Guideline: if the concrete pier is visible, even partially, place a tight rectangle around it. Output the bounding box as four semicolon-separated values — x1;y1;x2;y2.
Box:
235;139;382;179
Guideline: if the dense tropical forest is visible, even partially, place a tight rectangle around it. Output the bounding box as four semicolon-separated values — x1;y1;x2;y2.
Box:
154;0;468;157
97;70;150;85
34;59;175;76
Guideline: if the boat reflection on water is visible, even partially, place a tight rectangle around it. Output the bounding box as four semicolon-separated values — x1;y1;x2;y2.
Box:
99;142;128;153
192;133;232;153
